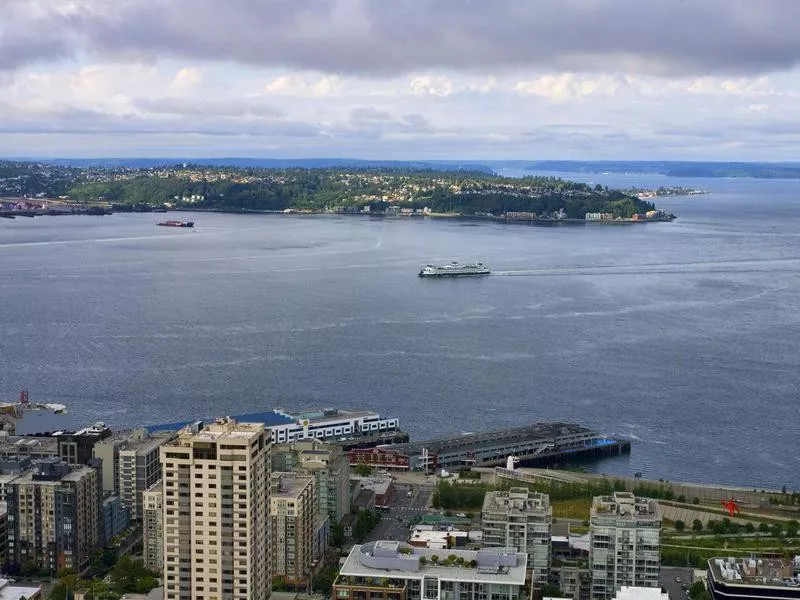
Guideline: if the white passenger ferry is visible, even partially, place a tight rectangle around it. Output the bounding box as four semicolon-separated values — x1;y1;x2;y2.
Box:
418;261;491;277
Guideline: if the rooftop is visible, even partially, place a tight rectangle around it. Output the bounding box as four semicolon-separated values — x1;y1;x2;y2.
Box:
272;472;314;499
354;476;393;496
146;407;389;433
708;557;800;588
12;463;93;485
612;587;670;600
591;492;661;520
391;423;597;456
170;418;265;445
0;577;42;600
338;541;527;585
483;487;551;514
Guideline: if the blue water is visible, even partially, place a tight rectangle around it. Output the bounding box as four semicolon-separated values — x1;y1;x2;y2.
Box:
1;172;799;490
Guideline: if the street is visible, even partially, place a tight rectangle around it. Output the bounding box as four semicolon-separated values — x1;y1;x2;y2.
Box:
366;483;434;543
660;566;695;600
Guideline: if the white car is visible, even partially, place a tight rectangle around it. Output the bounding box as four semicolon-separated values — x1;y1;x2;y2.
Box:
456;513;467;518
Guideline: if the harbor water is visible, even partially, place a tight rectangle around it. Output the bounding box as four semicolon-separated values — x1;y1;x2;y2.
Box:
1;172;799;490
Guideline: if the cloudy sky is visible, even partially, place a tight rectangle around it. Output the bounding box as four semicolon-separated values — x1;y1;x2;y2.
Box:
2;0;800;160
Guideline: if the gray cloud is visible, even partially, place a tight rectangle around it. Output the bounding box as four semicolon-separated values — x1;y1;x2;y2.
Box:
3;0;800;76
0;102;319;137
134;97;285;118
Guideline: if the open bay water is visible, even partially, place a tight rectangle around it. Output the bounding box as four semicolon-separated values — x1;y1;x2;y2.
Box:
1;172;799;490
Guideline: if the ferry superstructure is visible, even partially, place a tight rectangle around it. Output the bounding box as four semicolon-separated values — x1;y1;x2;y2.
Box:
419;262;490;277
148;407;403;446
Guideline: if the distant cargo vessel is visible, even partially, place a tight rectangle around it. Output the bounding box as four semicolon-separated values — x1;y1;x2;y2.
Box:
157;220;194;228
419;262;490;277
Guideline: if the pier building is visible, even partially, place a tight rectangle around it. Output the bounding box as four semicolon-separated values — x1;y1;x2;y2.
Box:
348;423;629;472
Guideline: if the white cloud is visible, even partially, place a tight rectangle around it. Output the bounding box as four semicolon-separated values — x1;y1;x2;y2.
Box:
515;73;621;101
409;75;453;97
169;67;203;93
263;74;342;97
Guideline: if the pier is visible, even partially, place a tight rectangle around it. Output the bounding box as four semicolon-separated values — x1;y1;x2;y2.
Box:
347;422;630;472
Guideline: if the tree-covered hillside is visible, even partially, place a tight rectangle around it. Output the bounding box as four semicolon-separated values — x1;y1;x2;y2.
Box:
65;167;658;219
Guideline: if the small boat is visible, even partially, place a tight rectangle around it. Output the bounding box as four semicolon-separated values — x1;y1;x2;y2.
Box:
157;220;194;228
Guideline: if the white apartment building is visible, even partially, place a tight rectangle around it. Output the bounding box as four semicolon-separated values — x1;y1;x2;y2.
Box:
590;492;662;600
481;488;552;587
160;418;271;600
334;541;528;600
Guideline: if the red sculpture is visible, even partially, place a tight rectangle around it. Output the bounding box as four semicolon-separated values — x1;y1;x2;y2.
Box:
721;497;741;517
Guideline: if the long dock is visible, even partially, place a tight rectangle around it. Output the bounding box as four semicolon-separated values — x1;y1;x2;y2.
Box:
346;422;630;472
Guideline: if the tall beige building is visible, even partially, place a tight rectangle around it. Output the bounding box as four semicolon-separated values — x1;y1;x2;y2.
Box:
143;481;164;572
160;418;271;600
270;472;315;590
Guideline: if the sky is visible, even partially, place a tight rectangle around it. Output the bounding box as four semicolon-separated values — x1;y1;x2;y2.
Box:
2;0;800;160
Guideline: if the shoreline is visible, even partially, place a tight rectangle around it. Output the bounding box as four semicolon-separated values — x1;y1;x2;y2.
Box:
171;207;675;225
0;205;676;225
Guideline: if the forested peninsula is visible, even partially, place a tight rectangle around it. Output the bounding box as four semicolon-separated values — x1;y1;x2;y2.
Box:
60;166;660;219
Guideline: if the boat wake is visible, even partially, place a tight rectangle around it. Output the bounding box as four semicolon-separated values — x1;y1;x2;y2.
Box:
492;257;800;278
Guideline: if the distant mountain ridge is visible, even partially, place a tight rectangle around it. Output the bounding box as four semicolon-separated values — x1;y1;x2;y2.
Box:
518;160;800;179
8;158;800;179
23;157;495;173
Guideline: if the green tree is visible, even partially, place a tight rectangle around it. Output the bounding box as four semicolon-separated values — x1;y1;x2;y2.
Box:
330;522;345;547
541;584;564;597
786;520;799;537
109;555;160;595
675;520;686;532
312;566;340;595
759;522;770;534
692;519;703;532
689;580;711;600
354;464;373;476
745;522;755;533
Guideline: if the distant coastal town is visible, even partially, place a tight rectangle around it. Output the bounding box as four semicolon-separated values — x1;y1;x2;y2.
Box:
0;160;679;224
628;186;710;199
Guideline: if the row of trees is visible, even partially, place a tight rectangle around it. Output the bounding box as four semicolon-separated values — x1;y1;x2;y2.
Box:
431;480;497;510
675;517;800;537
48;556;159;600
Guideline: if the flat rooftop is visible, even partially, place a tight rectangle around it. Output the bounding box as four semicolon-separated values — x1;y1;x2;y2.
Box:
169;419;265;445
708;557;800;588
339;541;527;585
272;473;314;499
592;492;661;520
392;423;597;455
482;488;551;514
